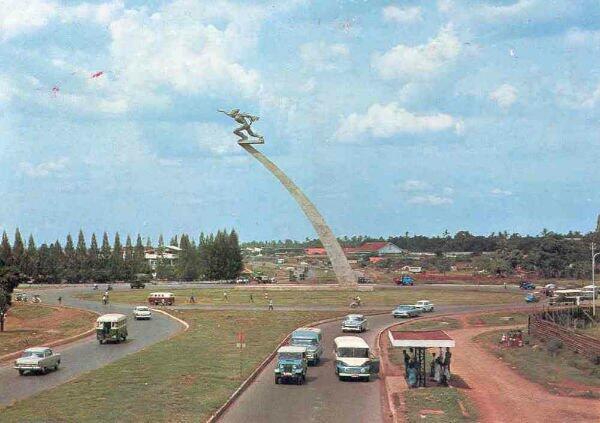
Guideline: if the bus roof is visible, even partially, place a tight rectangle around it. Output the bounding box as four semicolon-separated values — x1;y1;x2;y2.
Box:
334;336;369;349
278;346;306;354
96;313;127;323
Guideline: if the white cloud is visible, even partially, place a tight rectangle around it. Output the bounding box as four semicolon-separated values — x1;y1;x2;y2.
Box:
194;122;246;157
60;1;124;25
556;81;600;109
106;1;264;100
19;157;69;177
477;0;536;21
0;0;57;41
407;194;453;206
0;0;125;41
372;24;461;80
565;27;600;47
382;6;422;23
399;180;430;191
489;84;518;108
299;41;349;71
335;102;456;141
490;188;512;196
437;0;454;13
443;187;454;195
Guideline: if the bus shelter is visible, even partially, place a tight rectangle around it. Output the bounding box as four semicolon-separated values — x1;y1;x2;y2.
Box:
388;330;455;387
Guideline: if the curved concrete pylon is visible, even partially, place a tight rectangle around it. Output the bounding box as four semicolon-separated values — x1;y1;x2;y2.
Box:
240;144;356;285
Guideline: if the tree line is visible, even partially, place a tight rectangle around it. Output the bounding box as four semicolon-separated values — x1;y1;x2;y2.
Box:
0;228;243;284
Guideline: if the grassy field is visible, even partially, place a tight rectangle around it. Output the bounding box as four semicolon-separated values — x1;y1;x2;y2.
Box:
76;287;522;307
405;388;477;423
466;311;529;327
0;304;96;357
0;310;344;422
475;329;600;397
394;317;463;331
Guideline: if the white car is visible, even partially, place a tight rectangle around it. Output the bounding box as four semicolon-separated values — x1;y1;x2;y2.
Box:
133;306;152;320
341;314;367;332
14;347;61;375
414;300;434;312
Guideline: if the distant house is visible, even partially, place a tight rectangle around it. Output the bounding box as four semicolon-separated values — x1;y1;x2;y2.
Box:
144;245;182;270
401;266;422;273
444;251;474;258
305;242;404;257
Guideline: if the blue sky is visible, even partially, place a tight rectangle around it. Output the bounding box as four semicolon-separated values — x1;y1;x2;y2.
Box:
1;0;600;243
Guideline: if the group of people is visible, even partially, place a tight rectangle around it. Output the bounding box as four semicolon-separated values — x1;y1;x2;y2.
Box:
403;347;452;388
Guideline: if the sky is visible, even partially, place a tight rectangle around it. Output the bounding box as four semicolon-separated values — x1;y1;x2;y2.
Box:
1;0;600;244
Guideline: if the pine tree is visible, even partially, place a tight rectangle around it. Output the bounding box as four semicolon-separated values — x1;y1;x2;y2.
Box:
100;232;111;260
75;230;87;281
0;231;12;266
158;234;164;248
134;235;148;274
145;237;152;248
170;235;178;247
110;233;124;280
89;234;102;282
49;240;64;283
24;235;37;277
12;228;24;268
63;234;77;283
177;234;198;281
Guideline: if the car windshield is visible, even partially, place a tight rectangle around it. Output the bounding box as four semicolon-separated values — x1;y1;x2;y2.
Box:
136;307;149;311
279;352;302;360
22;351;44;358
397;306;413;310
291;338;317;346
346;316;362;322
337;347;369;358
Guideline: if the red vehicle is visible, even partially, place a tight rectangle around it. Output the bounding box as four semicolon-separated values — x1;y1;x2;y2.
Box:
148;292;175;306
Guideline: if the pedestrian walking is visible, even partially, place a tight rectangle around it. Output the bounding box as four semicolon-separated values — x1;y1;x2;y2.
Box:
402;349;410;377
250;293;254;303
268;299;274;310
223;291;229;301
57;296;62;305
189;294;196;304
102;295;108;305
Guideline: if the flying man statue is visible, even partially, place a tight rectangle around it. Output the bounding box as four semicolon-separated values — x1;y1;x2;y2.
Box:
218;109;264;144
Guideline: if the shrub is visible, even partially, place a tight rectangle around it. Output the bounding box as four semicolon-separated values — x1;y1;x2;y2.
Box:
546;339;563;356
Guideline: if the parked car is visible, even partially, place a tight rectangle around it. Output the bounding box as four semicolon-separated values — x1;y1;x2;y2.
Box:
14;347;61;375
133;306;152;320
525;293;539;303
519;281;535;290
341;314;367;332
392;305;422;318
96;314;128;344
290;327;323;365
274;346;308;385
236;277;249;284
14;292;28;302
130;274;150;289
414;300;434;312
333;336;380;381
394;275;414;286
357;276;372;284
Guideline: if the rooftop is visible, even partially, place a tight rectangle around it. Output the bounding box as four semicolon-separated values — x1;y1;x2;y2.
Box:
388;330;455;348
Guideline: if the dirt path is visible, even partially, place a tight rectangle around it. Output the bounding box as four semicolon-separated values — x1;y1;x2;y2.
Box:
449;325;599;423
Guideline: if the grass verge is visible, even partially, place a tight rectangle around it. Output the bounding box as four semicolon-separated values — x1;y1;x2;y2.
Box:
76;287;522;308
405;387;477;423
395;317;463;331
474;329;600;398
0;304;96;357
466;312;528;327
0;310;344;422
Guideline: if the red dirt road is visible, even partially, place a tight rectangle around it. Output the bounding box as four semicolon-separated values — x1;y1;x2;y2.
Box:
450;325;600;423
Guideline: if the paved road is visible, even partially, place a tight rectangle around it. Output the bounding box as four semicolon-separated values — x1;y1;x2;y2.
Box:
217;302;534;423
0;287;182;406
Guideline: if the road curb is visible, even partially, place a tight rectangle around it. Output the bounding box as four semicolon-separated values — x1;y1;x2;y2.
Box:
0;304;100;364
149;307;190;331
205;310;391;423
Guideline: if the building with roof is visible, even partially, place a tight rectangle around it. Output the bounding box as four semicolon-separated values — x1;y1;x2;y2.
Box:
144;245;181;270
304;242;404;257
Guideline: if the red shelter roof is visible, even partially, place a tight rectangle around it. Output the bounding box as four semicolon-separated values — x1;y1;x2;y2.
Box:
388;330;455;348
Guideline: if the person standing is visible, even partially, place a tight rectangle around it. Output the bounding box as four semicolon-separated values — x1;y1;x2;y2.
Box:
250;293;254;303
402;350;410;378
268;299;274;310
223;291;229;301
57;296;62;305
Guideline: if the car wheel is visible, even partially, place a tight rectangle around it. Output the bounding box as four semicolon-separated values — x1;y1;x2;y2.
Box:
41;367;48;375
18;370;24;376
297;376;303;385
54;364;59;371
275;376;279;384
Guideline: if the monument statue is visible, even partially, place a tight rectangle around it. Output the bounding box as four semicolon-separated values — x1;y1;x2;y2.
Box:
218;109;264;144
219;110;357;285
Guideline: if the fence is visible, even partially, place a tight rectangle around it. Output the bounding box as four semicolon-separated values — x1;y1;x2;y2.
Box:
528;307;600;362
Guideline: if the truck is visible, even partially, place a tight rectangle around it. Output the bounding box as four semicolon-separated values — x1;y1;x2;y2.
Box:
414;300;434;312
394;275;414;286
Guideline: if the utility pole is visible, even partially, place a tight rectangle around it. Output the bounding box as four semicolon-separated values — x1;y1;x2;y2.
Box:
592;243;598;317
